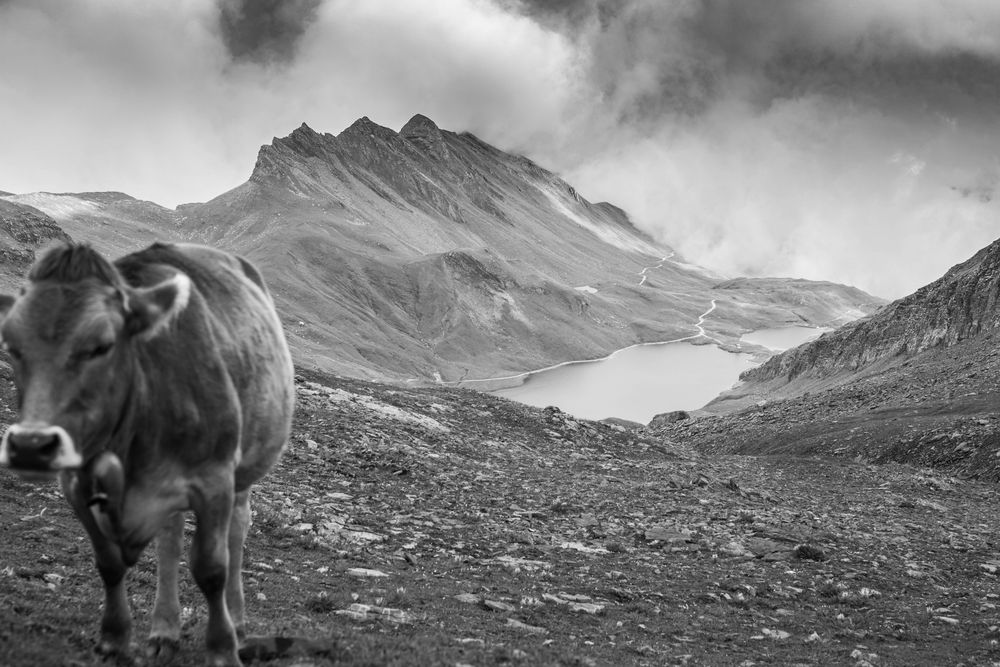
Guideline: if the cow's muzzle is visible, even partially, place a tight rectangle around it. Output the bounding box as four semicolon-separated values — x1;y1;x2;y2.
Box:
0;424;81;474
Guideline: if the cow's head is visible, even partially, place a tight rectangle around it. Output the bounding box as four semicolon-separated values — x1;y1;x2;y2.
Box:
0;243;191;478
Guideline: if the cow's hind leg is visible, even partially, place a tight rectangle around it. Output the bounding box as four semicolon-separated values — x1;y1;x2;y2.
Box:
147;512;184;660
227;488;251;641
191;478;240;667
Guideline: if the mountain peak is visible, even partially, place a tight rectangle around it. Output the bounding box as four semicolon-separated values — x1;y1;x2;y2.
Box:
339;116;397;142
401;113;439;133
267;121;331;161
401;113;450;161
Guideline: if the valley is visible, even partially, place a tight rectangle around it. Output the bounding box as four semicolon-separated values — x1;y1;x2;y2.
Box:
490;324;825;423
2;115;999;666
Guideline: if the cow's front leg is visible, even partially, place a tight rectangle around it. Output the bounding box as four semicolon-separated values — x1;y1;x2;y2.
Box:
62;474;132;657
147;511;184;660
93;539;131;656
191;478;240;667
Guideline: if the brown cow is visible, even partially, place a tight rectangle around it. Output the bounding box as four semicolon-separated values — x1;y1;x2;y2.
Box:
0;242;295;666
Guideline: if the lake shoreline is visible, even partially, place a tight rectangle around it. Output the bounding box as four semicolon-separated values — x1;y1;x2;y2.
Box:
474;325;828;423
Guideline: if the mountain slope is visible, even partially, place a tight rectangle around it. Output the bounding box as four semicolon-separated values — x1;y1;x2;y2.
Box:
0;191;184;257
707;236;1000;414
173;115;883;381
1;115;884;382
670;234;1000;477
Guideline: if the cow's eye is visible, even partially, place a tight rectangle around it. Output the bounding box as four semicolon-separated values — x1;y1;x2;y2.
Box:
80;343;114;361
2;343;21;361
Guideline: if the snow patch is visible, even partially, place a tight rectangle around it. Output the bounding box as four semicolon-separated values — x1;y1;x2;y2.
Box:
575;285;597;294
1;193;102;221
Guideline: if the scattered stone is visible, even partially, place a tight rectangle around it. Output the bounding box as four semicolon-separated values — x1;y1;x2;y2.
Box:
346;568;389;578
335;603;413;624
719;541;752;558
748;538;794;560
915;498;948;512
568;602;606;615
793;544;827;561
506;619;548;635
41;573;63;586
558;541;609;554
933;616;960;626
645;526;693;544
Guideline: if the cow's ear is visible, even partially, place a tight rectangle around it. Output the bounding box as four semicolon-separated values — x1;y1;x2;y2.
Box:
124;273;192;340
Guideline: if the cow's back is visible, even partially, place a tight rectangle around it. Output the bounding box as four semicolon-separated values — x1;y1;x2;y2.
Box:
115;243;295;489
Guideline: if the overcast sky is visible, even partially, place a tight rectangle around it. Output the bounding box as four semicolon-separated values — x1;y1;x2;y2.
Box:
2;0;1000;298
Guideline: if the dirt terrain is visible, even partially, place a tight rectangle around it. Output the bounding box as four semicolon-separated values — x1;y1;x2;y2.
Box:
2;365;1000;666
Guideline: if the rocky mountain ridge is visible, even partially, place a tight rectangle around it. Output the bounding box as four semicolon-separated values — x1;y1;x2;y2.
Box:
177;114;885;382
0;114;883;383
704;236;1000;416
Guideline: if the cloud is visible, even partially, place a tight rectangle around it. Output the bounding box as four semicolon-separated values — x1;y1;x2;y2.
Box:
218;0;322;64
500;0;1000;297
0;0;579;208
1;0;1000;298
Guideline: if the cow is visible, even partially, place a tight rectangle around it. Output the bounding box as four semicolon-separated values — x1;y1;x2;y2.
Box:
0;241;295;666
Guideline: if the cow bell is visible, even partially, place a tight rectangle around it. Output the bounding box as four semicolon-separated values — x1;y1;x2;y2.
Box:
86;451;124;541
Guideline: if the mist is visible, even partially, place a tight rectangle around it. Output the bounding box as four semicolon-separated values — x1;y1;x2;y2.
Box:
514;0;1000;298
3;1;1000;298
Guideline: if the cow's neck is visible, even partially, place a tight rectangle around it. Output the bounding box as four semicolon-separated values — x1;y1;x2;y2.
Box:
76;353;145;541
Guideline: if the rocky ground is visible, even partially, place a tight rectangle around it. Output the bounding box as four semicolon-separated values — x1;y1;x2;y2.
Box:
2;365;1000;666
669;330;1000;482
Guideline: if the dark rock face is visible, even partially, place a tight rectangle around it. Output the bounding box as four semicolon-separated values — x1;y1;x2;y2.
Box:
744;237;1000;384
400;114;450;161
0;199;71;268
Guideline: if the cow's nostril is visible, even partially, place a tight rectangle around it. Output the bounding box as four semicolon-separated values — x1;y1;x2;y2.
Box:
38;436;60;459
8;431;62;465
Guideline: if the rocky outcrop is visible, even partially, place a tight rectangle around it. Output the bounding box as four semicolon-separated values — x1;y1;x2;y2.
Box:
0;199;71;269
400;114;450;161
744;237;1000;384
649;410;690;428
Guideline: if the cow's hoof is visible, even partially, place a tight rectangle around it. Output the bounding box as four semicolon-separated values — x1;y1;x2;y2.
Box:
206;649;242;667
95;637;129;658
95;641;139;666
145;636;180;662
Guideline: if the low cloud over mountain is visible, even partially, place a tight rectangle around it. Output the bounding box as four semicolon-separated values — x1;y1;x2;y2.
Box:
2;1;1000;297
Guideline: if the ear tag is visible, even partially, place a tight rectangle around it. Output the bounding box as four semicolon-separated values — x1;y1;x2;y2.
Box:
86;452;124;541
